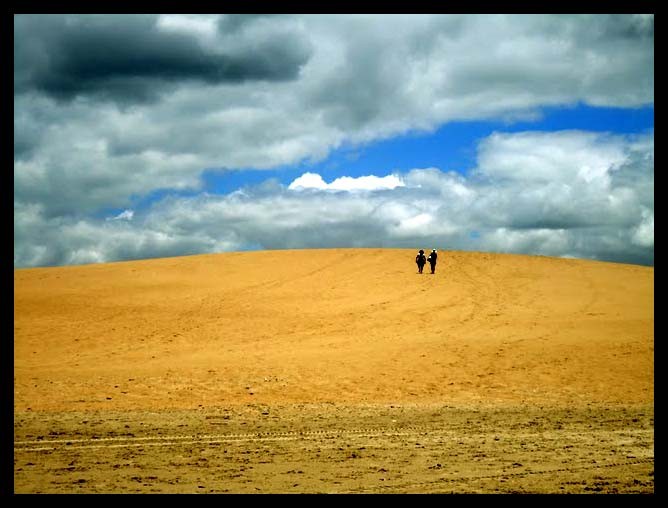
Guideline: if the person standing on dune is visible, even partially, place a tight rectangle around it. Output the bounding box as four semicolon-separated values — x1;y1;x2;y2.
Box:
427;249;438;274
415;249;427;274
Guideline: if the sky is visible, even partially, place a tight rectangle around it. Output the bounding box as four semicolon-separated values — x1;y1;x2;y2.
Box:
13;14;654;268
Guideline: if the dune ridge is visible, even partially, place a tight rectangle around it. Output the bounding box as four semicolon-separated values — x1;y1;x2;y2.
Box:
14;248;654;412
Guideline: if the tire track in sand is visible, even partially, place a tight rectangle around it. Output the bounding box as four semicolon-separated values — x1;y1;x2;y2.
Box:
14;425;654;453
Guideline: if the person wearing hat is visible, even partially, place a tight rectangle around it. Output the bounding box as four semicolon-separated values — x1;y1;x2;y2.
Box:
427;249;438;274
415;249;427;274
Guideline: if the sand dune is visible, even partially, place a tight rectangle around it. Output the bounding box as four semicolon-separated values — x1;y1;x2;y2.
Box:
13;249;655;493
14;248;653;412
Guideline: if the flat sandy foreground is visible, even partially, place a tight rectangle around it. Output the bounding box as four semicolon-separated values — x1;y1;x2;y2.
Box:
14;248;654;494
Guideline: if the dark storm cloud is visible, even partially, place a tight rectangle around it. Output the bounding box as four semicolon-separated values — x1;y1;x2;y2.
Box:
591;13;653;40
14;14;312;103
217;13;275;33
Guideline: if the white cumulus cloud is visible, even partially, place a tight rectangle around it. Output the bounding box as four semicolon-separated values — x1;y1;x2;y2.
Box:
631;208;654;247
106;209;134;221
289;172;405;191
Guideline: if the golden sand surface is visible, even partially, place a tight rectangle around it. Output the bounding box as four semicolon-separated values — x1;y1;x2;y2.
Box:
14;248;653;412
14;249;654;493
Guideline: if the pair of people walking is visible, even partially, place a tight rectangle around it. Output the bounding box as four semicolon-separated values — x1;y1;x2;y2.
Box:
415;249;438;274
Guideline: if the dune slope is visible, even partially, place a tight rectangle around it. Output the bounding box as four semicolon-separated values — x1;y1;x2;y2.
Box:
14;249;653;412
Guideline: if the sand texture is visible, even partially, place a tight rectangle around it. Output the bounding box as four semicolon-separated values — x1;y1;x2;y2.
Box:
14;249;654;493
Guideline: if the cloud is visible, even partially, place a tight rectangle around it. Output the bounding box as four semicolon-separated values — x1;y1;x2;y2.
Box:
474;131;628;184
14;14;653;176
14;14;312;103
288;172;405;191
631;207;654;248
106;209;134;221
13;15;653;267
14;130;654;268
15;16;653;210
13;95;207;218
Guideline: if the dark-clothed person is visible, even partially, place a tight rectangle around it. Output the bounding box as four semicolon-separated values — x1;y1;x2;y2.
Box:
415;249;427;274
427;249;438;274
